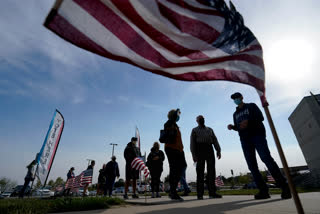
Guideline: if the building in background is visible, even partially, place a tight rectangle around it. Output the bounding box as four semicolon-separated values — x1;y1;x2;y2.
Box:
289;93;320;186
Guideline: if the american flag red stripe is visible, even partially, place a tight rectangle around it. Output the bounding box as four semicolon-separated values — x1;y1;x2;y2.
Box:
157;1;220;43
131;157;150;178
45;0;267;104
111;0;208;60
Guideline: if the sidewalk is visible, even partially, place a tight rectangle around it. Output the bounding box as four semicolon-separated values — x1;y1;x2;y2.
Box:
60;192;320;214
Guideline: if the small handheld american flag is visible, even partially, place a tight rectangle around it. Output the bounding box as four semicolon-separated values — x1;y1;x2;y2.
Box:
215;175;224;187
131;157;150;178
65;169;93;189
267;171;275;182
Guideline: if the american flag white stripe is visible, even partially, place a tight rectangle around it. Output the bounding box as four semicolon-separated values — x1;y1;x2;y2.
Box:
45;0;267;104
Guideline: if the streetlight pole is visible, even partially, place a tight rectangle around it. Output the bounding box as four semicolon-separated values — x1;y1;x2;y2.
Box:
110;143;118;156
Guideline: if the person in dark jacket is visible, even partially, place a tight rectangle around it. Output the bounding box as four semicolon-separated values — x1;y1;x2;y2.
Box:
147;142;165;198
19;159;36;198
63;167;75;196
164;108;186;201
227;92;291;200
191;115;222;200
104;156;120;197
97;164;106;195
123;137;141;199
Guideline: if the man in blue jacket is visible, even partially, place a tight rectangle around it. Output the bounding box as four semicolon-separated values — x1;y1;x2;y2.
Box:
227;92;291;200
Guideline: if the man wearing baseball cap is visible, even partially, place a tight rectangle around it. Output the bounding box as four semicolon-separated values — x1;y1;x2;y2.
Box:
227;92;291;200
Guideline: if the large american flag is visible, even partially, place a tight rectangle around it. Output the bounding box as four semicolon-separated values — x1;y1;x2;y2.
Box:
65;169;93;189
131;157;150;178
44;0;266;104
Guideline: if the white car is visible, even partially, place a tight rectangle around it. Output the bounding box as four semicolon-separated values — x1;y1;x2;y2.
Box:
1;191;13;198
32;188;55;197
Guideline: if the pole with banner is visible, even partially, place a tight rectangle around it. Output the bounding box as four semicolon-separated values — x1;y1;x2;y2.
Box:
36;109;65;187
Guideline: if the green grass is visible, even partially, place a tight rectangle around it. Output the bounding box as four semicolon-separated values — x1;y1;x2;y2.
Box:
0;197;125;214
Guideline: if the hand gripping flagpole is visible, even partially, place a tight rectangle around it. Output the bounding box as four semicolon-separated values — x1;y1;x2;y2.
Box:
263;103;304;214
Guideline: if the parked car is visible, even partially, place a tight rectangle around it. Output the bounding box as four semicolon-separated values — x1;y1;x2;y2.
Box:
242;182;257;189
54;185;65;197
267;183;277;188
10;185;31;197
32;188;55;197
78;188;89;196
89;190;97;196
1;191;13;198
114;187;124;194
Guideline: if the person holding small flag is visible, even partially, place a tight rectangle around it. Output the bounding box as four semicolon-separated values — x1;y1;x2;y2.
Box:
123;137;141;199
190;115;222;200
83;160;95;197
146;142;165;198
227;92;291;200
63;167;75;196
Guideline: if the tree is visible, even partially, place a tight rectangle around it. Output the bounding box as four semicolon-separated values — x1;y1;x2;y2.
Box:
54;177;64;187
48;180;55;187
0;177;17;193
35;179;42;189
237;173;251;184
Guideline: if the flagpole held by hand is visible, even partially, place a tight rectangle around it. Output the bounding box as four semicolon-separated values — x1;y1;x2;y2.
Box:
263;103;304;214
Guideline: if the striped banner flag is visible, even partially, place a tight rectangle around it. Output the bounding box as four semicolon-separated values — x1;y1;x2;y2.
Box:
44;0;267;105
215;176;224;187
131;157;150;178
65;169;93;189
36;110;64;186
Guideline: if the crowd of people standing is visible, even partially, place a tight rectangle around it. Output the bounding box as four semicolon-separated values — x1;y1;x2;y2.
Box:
20;92;292;202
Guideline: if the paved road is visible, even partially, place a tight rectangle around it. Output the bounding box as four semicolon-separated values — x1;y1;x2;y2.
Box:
60;192;320;214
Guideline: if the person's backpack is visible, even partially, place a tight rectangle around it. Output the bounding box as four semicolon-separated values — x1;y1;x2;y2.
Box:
159;128;176;144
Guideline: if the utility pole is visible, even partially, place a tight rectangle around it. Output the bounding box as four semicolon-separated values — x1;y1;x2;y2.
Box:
110;143;118;156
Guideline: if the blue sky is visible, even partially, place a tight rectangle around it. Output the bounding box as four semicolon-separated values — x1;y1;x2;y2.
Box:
1;0;319;185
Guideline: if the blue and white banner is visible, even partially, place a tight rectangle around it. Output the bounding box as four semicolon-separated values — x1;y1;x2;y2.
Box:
36;110;64;185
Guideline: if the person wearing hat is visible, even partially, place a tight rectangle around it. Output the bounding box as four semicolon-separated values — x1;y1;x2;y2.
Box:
227;92;291;200
163;108;186;201
123;137;141;199
190;115;222;200
104;156;120;197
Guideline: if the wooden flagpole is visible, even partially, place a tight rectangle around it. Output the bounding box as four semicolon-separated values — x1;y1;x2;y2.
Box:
263;104;304;214
52;0;64;10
